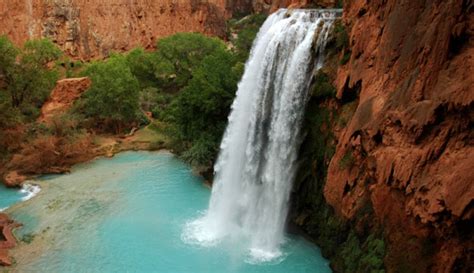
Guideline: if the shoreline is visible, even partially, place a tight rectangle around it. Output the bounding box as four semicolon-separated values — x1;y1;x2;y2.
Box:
0;128;173;268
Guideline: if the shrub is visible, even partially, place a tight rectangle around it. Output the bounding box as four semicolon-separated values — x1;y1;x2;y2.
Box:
312;71;336;99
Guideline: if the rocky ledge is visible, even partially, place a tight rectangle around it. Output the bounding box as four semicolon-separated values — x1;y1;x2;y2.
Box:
0;213;22;266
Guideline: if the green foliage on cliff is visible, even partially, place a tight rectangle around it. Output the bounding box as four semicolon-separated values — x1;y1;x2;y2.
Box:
227;13;267;63
339;231;386;273
76;54;142;133
0;37;61;122
312;71;337;99
333;21;351;65
292;56;386;272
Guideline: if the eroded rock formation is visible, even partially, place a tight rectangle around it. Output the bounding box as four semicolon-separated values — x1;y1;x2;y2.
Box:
0;213;21;266
324;0;473;271
0;0;231;59
0;0;337;59
39;77;91;123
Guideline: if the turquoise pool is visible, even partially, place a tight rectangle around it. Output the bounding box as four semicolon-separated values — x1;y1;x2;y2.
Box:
9;151;331;273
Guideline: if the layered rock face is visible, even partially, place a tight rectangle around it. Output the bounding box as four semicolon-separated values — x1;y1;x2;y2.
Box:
325;0;473;271
251;0;336;12
0;0;231;59
0;0;337;59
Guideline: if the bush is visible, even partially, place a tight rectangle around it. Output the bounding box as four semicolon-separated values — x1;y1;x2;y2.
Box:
312;71;336;99
180;134;217;166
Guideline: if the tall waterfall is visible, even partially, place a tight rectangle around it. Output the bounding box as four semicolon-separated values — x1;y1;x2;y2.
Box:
184;8;340;263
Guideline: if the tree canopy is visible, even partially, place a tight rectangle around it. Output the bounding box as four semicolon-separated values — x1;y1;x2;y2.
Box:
77;55;141;133
152;33;228;91
0;37;61;122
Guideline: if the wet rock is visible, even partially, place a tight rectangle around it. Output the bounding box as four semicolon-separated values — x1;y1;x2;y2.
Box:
324;0;473;271
0;213;22;267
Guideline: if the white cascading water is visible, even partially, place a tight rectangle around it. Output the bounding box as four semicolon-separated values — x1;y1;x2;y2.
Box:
183;8;340;263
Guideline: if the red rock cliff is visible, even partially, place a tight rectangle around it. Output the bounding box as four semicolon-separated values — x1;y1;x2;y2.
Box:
0;0;337;59
0;0;232;59
325;0;473;271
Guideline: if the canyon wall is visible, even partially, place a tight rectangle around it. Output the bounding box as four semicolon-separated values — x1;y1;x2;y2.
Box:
0;0;231;59
324;0;473;271
0;0;337;59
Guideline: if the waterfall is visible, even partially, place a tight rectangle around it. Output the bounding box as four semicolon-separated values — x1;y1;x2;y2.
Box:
183;8;340;263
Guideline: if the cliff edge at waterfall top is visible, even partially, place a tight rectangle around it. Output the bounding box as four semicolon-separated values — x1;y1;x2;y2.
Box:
0;1;473;273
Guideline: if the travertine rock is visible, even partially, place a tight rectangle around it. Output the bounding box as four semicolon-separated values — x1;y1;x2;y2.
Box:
0;0;337;59
39;77;91;123
325;0;473;271
0;0;231;59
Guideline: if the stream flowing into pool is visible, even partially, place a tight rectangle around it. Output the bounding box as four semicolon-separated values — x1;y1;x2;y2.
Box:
8;152;331;273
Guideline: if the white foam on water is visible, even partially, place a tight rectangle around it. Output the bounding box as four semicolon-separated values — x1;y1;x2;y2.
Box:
20;183;41;201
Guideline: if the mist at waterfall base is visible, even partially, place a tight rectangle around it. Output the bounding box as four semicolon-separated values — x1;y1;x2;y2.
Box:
11;152;330;272
183;9;337;264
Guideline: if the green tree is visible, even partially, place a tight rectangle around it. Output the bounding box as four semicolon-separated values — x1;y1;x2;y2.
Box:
153;33;228;91
125;47;156;89
78;54;141;133
0;37;61;120
11;39;61;108
0;36;18;80
166;48;239;164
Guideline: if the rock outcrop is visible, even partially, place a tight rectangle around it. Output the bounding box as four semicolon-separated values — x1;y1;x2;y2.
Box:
324;0;473;271
3;171;27;188
0;213;21;266
39;77;91;123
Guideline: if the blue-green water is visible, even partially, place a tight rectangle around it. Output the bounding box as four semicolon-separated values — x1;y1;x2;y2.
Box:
9;152;331;273
0;184;37;211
